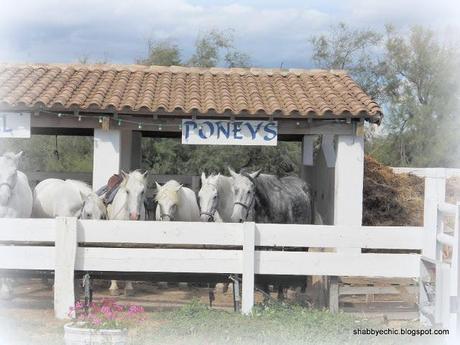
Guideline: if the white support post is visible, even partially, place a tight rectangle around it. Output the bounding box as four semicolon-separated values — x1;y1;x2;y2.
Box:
329;134;364;313
242;222;255;315
93;129;138;190
54;217;77;319
302;135;315;166
321;134;336;168
452;203;460;334
423;170;446;260
334;135;364;254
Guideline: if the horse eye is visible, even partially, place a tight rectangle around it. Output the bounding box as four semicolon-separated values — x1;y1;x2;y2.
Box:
213;195;217;199
247;190;251;194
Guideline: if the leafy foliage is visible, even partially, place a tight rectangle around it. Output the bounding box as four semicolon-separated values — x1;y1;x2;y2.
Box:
138;28;250;68
136;39;182;66
142;138;300;176
311;23;460;167
0;136;93;172
310;22;385;101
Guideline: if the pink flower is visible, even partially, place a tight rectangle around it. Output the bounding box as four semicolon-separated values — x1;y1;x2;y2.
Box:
92;317;102;326
75;301;84;310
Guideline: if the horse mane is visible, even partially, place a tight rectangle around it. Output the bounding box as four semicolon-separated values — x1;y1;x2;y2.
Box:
2;152;16;160
244;173;281;209
155;180;180;204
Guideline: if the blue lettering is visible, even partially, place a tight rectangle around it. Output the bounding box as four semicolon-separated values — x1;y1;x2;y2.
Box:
263;122;277;141
245;122;264;139
198;121;215;139
216;121;230;139
232;121;243;139
183;121;197;139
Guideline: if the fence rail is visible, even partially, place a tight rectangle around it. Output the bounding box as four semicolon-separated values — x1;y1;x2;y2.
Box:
0;218;424;318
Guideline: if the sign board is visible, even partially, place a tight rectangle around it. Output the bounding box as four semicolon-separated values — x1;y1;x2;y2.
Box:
0;112;31;138
181;119;277;146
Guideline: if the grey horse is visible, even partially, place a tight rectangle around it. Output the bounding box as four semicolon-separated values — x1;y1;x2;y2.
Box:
228;168;314;224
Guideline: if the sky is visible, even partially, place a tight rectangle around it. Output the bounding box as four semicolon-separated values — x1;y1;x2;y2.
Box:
0;0;459;68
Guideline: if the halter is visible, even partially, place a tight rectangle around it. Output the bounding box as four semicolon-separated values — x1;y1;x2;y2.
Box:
199;181;219;221
160;213;174;221
233;172;256;220
0;182;13;190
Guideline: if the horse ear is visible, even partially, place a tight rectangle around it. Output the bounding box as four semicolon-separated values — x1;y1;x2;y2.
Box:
176;184;183;191
228;167;238;179
250;169;261;179
155;181;161;191
201;172;207;184
121;170;128;179
14;151;23;163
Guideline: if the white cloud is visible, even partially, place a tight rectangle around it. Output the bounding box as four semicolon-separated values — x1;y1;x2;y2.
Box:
0;0;458;67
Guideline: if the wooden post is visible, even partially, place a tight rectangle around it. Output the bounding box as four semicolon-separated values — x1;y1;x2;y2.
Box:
242;222;255;315
452;203;460;334
130;131;142;169
54;217;77;319
329;134;364;313
423;169;446;260
328;276;339;313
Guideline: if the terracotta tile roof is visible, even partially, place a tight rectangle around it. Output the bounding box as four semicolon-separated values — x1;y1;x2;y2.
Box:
0;63;382;122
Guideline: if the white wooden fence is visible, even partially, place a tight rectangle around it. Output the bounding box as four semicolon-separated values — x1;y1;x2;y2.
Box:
0;219;424;316
0;168;458;334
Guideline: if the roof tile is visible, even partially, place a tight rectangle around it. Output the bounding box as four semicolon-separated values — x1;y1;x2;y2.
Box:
0;63;382;122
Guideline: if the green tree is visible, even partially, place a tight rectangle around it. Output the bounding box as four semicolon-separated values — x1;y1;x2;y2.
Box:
371;26;460;167
137;39;182;66
310;22;385;101
188;29;250;68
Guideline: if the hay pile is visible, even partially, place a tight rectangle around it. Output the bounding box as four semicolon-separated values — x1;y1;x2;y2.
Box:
363;156;425;226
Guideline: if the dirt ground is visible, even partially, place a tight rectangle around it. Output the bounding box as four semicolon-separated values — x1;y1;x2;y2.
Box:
0;276;425;345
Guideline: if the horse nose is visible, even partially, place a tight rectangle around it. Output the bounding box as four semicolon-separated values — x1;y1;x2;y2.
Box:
207;217;213;222
238;219;244;223
130;212;140;220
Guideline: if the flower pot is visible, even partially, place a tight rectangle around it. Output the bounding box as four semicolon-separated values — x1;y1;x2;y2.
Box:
64;322;128;345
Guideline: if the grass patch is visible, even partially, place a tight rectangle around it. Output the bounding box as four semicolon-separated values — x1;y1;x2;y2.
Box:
130;300;443;345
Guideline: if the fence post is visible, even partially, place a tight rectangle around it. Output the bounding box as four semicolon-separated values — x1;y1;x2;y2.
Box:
453;203;460;335
423;170;446;260
242;222;255;315
54;217;77;319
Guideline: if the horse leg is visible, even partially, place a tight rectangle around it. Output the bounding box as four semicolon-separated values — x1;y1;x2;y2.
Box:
277;285;286;300
124;281;134;296
0;278;12;300
109;280;121;296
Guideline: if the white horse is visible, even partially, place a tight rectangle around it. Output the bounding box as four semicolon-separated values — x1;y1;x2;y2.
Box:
0;152;32;218
107;170;147;296
32;179;106;219
198;173;234;222
155;180;200;221
0;151;33;299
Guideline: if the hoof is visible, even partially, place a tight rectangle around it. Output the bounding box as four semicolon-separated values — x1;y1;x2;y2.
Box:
109;289;122;296
124;288;135;297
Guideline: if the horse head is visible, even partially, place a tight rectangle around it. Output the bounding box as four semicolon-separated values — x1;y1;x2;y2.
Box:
198;172;220;222
228;167;261;223
120;170;147;220
155;180;182;221
0;152;22;206
80;193;107;220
